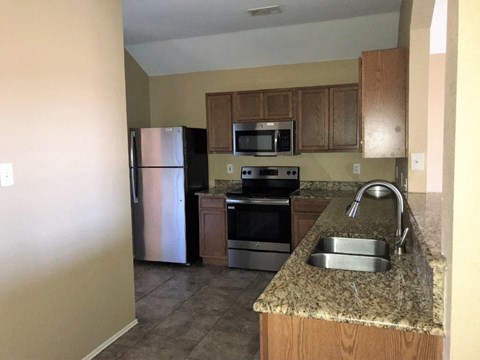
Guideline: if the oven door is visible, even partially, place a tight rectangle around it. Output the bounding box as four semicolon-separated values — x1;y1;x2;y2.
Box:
226;198;291;253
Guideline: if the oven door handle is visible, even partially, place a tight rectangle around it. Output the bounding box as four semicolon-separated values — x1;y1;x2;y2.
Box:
226;198;290;206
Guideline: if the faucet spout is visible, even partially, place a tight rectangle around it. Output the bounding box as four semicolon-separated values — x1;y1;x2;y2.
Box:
346;180;407;254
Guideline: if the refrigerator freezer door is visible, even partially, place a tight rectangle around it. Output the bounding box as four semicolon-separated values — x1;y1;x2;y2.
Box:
133;167;187;263
135;127;184;167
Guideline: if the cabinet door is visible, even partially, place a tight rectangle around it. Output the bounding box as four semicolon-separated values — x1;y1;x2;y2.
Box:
292;213;319;250
291;198;330;249
264;90;294;120
297;88;329;152
235;91;263;121
361;48;407;158
199;196;227;265
206;93;233;153
329;85;359;151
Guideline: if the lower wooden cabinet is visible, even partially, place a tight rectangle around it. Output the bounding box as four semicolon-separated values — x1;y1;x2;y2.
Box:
259;313;443;360
199;196;227;265
291;198;330;250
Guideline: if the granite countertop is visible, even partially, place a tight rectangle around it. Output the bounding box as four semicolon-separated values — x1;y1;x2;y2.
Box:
253;197;444;336
195;180;241;197
291;188;356;199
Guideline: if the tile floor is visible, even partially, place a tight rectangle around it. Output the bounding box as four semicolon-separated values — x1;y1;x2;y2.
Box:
95;261;274;360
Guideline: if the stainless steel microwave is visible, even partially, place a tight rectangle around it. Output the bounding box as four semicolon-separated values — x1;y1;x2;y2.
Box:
233;121;296;156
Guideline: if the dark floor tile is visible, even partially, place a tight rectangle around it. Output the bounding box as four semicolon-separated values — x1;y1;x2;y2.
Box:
147;310;221;342
178;285;242;316
150;276;204;301
134;263;184;300
214;305;259;334
208;269;258;290
188;328;259;360
135;294;184;322
121;336;198;360
235;288;262;309
94;344;130;359
113;319;158;347
173;264;225;284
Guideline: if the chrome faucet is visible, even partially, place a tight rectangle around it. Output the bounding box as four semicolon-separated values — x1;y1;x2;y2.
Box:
346;180;409;255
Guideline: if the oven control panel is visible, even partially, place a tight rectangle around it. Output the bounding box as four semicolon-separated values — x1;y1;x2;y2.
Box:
241;166;299;180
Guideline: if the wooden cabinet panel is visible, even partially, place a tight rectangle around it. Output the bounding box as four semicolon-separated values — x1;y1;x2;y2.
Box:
264;90;294;120
235;91;263;121
361;48;407;158
205;93;233;153
260;313;443;360
199;196;227;265
235;90;294;121
199;196;225;209
329;86;359;151
292;213;319;250
297;88;329;152
291;198;329;249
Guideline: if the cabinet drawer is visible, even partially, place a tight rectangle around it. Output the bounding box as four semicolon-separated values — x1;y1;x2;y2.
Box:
199;196;226;209
292;198;329;213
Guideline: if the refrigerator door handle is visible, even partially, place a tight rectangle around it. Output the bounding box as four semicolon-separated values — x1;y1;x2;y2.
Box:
129;131;139;204
129;130;136;168
130;168;139;204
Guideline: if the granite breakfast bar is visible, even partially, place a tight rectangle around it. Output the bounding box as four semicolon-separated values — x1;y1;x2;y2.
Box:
254;195;445;359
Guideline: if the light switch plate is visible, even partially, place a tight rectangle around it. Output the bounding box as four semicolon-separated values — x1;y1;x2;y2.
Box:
0;163;14;187
411;153;425;171
227;164;233;174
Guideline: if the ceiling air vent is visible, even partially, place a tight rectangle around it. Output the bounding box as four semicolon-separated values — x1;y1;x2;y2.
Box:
247;5;282;16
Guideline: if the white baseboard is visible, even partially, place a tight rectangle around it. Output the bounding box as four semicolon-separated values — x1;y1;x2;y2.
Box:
82;318;138;360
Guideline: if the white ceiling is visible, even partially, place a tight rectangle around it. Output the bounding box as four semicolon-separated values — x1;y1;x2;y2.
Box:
122;0;401;45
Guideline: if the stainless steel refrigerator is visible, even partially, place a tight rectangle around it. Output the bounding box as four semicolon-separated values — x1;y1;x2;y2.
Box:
129;127;208;264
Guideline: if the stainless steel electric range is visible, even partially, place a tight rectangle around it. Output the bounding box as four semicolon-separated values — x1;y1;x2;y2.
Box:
226;166;300;271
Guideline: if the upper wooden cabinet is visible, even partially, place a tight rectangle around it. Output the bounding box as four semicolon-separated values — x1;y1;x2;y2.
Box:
235;90;294;122
205;93;233;153
329;85;360;150
361;48;407;158
298;85;359;152
297;87;329;151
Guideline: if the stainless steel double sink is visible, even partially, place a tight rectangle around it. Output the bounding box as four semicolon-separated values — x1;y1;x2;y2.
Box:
307;237;392;272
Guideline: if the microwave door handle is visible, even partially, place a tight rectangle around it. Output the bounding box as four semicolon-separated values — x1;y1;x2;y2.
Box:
274;130;280;153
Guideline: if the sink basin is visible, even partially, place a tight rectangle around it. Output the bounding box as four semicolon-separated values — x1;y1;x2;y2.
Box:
313;237;390;257
307;253;391;272
307;237;391;272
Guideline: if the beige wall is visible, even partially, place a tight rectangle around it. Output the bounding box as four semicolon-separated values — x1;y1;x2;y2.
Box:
443;0;480;357
427;54;445;192
398;0;438;193
149;60;395;185
398;0;413;47
408;27;430;192
125;50;151;128
0;2;135;359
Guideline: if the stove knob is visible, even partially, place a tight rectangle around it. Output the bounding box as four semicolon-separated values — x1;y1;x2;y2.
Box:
247;171;252;175
292;171;297;175
242;170;247;175
287;171;291;175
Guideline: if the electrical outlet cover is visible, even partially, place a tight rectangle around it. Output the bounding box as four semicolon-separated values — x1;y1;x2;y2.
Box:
0;163;14;187
353;163;361;175
411;153;425;171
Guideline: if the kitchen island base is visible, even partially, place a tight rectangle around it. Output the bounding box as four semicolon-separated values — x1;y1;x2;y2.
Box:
259;313;443;360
